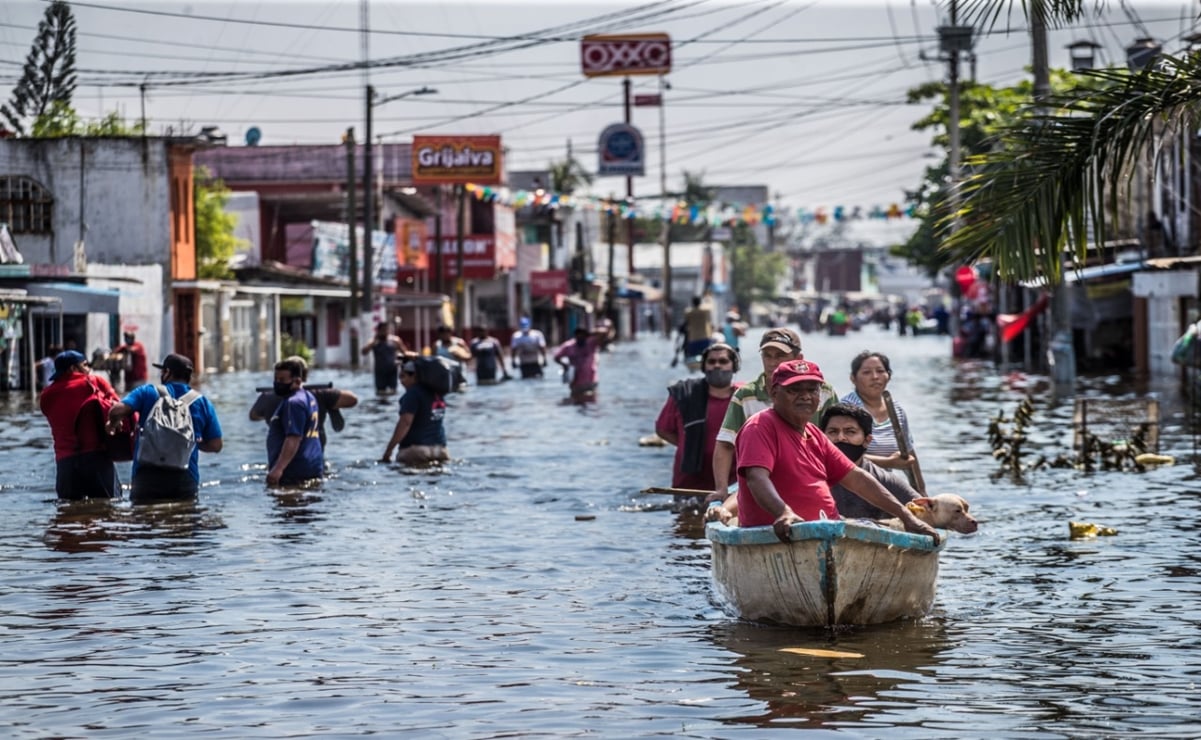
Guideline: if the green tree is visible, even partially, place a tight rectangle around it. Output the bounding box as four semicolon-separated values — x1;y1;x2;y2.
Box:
897;68;1103;277
941;0;1168;283
2;0;77;136
728;222;786;312
28;101;146;138
548;156;593;194
194;166;245;280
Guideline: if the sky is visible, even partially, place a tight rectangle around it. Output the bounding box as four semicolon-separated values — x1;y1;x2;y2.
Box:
1;0;1198;220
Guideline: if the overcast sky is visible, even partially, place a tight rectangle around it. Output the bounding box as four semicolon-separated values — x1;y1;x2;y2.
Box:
2;1;1197;215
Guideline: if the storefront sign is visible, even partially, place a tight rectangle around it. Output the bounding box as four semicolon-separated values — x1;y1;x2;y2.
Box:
597;123;645;177
581;34;672;77
411;135;503;185
530;269;569;297
396;218;428;270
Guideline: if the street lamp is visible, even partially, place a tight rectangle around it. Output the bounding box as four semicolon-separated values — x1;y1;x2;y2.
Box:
363;85;437;316
1067;39;1102;72
1125;37;1162;72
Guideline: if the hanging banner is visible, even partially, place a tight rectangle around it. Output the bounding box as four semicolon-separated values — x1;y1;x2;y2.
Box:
411;135;503;185
597;123;645;177
581;33;672;77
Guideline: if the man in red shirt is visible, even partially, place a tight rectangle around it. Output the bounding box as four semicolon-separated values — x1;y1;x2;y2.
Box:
735;359;938;544
655;342;741;492
111;331;148;390
39;350;122;500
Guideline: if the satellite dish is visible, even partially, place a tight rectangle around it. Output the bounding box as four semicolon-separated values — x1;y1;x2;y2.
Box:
245;126;262;146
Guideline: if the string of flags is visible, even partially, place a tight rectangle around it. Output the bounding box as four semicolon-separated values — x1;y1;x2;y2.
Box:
463;183;918;227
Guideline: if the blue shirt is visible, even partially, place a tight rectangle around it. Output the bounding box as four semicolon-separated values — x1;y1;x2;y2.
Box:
399;383;446;447
122;382;223;483
266;389;324;483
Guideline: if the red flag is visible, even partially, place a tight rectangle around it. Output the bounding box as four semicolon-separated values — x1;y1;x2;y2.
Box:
996;293;1050;344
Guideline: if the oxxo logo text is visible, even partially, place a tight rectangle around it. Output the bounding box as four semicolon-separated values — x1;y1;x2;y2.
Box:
581;34;671;77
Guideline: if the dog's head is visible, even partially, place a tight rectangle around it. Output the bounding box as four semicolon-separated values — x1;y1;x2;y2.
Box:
906;494;978;534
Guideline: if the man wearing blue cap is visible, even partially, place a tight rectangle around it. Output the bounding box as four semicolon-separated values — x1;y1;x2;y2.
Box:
39;350;122;500
509;316;547;379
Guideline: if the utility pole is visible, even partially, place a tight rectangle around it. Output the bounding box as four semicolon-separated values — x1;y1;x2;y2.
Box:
623;76;636;338
938;3;972;347
455;184;466;326
344;127;360;368
1032;8;1076;393
364;85;375;318
660;74;673;338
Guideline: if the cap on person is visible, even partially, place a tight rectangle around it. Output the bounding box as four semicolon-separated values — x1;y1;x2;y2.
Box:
152;353;194;377
759;328;802;354
772;359;825;387
519;317;531;330
50;350;88;381
401;360;417;374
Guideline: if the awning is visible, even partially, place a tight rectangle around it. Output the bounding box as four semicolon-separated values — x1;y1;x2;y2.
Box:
24;282;121;314
1021;261;1145;288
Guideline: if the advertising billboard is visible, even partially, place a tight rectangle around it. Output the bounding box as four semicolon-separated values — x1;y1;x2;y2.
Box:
411;135;503;185
581;34;672;77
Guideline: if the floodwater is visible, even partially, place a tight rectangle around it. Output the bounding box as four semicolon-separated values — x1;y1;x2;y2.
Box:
2;326;1199;738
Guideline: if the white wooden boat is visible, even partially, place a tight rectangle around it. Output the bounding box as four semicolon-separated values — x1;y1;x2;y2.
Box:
706;519;945;627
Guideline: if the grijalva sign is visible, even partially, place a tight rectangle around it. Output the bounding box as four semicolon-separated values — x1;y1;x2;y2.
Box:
411;135;503;185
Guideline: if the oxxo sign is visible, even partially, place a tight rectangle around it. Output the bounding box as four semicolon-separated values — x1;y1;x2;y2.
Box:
411;135;503;185
580;33;672;77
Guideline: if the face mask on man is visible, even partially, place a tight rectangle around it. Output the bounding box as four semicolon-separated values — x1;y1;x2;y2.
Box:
834;440;868;462
273;381;295;398
704;368;734;388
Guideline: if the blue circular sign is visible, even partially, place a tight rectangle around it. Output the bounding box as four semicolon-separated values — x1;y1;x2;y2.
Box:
597;123;644;176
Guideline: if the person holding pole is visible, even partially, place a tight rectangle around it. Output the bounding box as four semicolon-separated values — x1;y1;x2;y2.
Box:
840;351;921;485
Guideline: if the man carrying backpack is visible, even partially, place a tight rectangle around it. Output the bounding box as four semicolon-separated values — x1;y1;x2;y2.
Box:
380;359;449;466
107;353;223;504
265;358;324;486
39;350;123;500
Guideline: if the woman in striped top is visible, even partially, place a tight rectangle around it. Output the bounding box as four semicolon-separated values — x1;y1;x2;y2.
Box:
840;350;917;473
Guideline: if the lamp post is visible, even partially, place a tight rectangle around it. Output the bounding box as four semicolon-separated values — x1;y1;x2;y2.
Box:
1067;39;1101;72
363;85;436;317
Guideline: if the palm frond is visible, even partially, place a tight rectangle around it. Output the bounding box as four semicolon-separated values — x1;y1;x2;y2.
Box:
942;53;1201;283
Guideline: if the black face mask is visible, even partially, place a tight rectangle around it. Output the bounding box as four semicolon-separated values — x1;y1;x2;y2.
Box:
273;381;294;398
834;441;868;462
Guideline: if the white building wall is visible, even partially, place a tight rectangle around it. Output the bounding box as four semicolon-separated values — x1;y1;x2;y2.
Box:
1133;270;1197;377
0;138;174;268
87;264;166;365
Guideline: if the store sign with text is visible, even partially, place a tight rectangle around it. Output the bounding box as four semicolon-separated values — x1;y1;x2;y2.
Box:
411;135;503;185
581;34;672;77
529;269;569;297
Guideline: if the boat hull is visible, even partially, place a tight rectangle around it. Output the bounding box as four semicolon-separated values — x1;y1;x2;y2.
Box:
707;519;945;627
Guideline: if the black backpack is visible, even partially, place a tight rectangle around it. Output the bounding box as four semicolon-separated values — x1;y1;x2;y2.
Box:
414;356;456;395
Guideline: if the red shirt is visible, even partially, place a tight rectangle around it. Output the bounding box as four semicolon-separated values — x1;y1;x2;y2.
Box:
39;372;119;461
115;341;148;382
655;388;739;490
735;409;856;527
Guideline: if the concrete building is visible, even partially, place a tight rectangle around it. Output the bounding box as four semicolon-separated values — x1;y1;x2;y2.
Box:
0;135;201;388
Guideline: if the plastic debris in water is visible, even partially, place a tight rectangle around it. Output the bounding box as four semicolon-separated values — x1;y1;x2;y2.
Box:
778;647;864;659
1134;453;1175;467
1069;521;1118;539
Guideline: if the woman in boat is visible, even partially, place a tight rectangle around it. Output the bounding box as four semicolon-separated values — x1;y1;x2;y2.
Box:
840;350;916;473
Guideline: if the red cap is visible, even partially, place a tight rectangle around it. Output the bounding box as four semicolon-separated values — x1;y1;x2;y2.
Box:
771;359;824;386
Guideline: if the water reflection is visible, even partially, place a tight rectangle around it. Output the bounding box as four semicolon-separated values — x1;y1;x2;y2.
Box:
707;620;950;730
43;498;223;555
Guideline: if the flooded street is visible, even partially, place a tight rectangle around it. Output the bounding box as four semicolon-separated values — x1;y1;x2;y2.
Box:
2;327;1200;738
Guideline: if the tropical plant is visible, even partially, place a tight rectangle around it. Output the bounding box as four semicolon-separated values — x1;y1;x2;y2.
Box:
1;0;77;136
940;0;1172;283
194;166;246;280
897;69;1107;277
548;156;594;194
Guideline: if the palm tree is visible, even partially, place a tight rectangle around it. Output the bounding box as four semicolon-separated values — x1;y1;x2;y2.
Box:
942;1;1189;283
549;156;593;194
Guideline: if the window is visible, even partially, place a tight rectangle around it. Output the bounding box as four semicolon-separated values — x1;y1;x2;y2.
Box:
0;176;53;234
